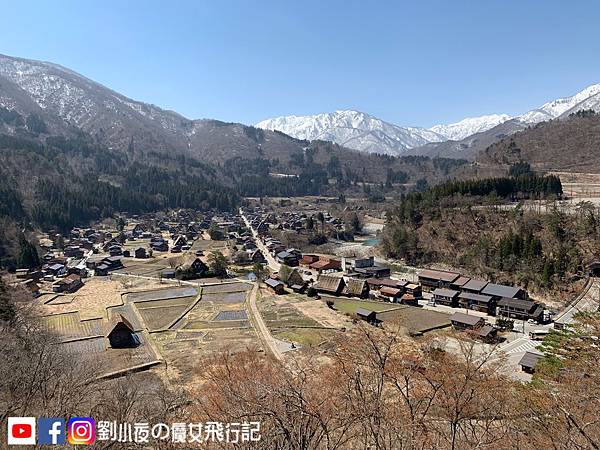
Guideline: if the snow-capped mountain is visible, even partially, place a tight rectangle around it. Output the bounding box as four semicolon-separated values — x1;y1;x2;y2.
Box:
0;53;327;163
430;114;512;141
256;110;446;155
258;84;600;156
518;83;600;124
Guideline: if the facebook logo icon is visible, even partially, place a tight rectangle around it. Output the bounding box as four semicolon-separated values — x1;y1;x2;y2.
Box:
38;418;66;445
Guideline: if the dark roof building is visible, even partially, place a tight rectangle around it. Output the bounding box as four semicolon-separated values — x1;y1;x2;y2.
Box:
356;308;377;323
418;269;460;290
450;312;485;330
379;286;403;301
265;278;285;294
450;276;471;290
476;325;498;342
481;283;526;300
519;351;543;374
461;279;489;294
367;278;407;290
458;292;496;315
432;287;460;307
497;298;543;322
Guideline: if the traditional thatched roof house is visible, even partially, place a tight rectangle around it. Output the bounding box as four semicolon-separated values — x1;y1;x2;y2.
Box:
286;269;305;288
105;315;140;348
342;278;369;298
314;274;345;296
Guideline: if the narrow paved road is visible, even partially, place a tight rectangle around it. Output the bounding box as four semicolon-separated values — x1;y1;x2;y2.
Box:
554;277;600;328
247;282;284;361
239;208;281;272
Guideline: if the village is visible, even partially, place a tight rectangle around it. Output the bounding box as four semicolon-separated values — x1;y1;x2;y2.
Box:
6;198;600;387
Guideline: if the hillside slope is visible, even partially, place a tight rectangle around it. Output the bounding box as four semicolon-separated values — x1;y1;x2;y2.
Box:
478;113;600;172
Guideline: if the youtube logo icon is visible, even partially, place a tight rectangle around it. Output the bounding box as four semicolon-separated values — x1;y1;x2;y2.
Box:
7;417;36;445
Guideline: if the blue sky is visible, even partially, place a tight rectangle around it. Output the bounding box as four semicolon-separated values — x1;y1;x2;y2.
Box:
2;0;599;127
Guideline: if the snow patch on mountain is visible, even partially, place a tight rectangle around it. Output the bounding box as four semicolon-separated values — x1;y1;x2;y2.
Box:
430;114;512;141
256;110;445;155
518;84;600;124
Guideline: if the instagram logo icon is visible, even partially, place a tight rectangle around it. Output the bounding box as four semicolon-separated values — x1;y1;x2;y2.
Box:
67;417;96;445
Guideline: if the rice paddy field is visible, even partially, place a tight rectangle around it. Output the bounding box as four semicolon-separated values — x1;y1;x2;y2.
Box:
138;281;256;382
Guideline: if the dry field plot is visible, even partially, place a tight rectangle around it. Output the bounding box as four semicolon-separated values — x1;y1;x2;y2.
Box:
185;319;250;329
202;291;247;304
201;282;252;294
274;328;338;347
214;310;248;321
138;305;190;331
192;239;229;252
182;293;250;330
134;296;195;309
42;312;103;341
292;297;352;329
259;295;322;328
128;287;198;302
37;278;125;319
258;293;338;347
61;336;106;354
152;327;259;385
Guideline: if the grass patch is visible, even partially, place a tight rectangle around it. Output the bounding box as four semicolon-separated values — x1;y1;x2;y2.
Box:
275;328;336;347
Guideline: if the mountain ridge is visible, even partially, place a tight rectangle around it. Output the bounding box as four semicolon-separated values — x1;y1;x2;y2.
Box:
256;84;600;158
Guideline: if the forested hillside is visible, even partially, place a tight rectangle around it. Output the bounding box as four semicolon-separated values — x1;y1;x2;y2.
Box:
479;111;600;172
380;170;595;301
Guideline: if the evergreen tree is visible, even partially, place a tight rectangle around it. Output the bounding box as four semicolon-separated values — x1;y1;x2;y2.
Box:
17;235;40;269
208;251;228;277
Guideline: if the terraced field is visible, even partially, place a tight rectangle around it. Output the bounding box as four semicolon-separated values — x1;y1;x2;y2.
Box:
214;310;248;321
202;282;251;294
138;305;190;331
42;313;103;340
202;291;247;304
128;287;198;302
134;295;196;309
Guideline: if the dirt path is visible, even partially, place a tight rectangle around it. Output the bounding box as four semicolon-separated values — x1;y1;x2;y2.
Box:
246;283;284;361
